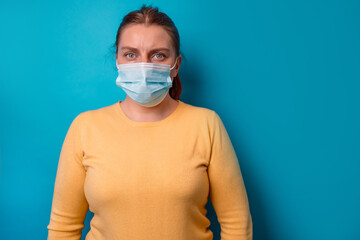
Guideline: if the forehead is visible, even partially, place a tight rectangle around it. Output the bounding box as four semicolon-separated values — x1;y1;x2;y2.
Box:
119;24;173;50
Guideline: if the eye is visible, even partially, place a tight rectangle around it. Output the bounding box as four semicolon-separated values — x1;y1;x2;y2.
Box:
124;52;136;59
153;53;165;60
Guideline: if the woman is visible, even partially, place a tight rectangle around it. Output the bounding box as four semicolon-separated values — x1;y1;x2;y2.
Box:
47;5;253;240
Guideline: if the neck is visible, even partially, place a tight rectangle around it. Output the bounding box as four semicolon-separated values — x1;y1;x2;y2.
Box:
120;94;179;122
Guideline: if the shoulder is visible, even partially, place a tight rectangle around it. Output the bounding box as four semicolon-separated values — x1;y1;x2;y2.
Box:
71;102;119;127
180;101;221;124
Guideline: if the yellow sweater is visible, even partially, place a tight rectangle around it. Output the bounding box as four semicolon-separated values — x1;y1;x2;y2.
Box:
47;100;253;240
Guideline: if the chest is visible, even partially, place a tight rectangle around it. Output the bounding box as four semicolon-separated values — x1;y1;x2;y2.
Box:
81;124;211;212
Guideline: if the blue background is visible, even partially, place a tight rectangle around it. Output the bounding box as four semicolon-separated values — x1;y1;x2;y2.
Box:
1;0;359;239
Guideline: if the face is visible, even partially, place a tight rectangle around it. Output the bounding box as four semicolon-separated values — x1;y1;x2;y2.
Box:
116;24;181;78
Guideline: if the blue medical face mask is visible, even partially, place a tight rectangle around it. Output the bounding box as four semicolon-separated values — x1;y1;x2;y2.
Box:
116;58;178;107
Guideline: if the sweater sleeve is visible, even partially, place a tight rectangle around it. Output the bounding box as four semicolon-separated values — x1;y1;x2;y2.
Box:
208;111;253;240
47;114;89;240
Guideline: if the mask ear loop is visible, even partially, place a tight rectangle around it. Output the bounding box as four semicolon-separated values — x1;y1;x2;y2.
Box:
170;56;178;70
169;56;179;84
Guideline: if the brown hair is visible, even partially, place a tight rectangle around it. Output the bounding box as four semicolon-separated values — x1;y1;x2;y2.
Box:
114;5;182;100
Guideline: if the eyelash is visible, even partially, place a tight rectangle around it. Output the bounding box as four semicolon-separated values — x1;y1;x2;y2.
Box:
123;53;167;60
124;53;135;58
153;53;165;59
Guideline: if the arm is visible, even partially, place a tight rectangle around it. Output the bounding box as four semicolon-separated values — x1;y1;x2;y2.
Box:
47;114;89;240
208;111;253;240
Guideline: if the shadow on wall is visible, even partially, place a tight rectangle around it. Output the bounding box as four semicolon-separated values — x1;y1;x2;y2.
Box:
177;51;207;108
82;211;94;239
234;140;270;240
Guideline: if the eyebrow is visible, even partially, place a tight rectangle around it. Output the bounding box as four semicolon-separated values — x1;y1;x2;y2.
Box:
120;46;171;53
120;47;139;52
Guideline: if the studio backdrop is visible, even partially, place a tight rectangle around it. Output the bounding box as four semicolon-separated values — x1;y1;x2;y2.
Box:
0;0;359;239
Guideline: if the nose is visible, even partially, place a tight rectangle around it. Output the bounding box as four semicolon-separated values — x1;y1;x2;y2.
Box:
140;55;151;63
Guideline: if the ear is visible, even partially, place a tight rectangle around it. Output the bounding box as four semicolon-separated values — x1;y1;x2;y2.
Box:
171;55;182;78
